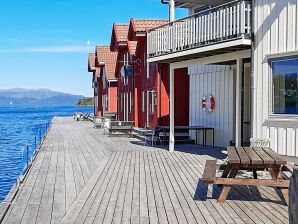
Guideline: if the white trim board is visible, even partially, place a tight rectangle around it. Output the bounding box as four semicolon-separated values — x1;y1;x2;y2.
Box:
265;50;298;61
148;39;251;63
170;50;251;69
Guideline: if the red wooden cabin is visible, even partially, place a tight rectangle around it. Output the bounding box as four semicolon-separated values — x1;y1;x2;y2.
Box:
128;19;190;129
95;45;118;116
88;53;100;116
110;24;136;122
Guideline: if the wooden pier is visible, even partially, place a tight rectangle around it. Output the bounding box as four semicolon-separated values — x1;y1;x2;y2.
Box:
1;117;289;224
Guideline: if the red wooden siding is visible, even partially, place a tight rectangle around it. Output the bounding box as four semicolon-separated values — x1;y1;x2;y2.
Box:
109;82;117;113
112;19;189;129
96;75;103;117
174;67;189;126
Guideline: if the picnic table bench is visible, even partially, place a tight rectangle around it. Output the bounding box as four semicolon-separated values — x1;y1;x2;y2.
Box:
108;121;134;137
202;146;291;203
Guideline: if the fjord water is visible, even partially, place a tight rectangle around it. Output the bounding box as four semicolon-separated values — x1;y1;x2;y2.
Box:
0;105;93;202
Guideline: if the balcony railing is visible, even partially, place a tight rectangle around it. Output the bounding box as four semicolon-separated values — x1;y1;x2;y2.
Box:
148;0;252;58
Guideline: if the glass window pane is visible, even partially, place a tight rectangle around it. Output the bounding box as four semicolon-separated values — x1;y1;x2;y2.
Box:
272;58;298;114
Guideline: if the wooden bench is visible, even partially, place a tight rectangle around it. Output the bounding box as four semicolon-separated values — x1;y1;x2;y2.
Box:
108;121;134;137
202;160;217;184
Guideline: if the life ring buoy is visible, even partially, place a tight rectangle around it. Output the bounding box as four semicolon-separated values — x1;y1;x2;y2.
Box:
202;95;215;113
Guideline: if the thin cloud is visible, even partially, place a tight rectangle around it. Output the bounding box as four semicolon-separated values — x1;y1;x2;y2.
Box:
0;45;94;53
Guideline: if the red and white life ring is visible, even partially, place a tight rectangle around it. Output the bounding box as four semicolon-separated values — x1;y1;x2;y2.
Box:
201;95;215;113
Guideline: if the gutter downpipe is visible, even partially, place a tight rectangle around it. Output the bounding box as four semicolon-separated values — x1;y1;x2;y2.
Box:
167;0;175;152
169;0;175;152
160;0;175;22
169;0;175;22
160;0;175;152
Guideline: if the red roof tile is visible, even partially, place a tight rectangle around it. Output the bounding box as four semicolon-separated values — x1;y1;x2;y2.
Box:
110;23;130;51
96;46;118;80
131;19;168;32
88;53;96;72
114;24;129;42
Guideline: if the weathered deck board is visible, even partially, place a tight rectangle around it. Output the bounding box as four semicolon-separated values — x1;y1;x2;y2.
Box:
1;117;289;224
187;150;288;223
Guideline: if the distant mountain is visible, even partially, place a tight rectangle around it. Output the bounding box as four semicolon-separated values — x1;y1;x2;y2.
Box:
0;88;85;106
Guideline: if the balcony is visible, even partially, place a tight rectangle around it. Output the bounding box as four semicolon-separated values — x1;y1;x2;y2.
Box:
147;0;252;63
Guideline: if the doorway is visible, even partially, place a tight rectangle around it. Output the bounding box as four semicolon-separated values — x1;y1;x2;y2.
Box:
241;63;252;146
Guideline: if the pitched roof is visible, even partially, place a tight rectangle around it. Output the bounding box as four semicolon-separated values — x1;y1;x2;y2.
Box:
130;19;168;32
88;53;96;72
110;23;130;51
96;46;118;80
114;24;129;42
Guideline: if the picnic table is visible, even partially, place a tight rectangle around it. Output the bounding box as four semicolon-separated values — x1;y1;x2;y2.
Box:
202;146;291;203
158;125;214;147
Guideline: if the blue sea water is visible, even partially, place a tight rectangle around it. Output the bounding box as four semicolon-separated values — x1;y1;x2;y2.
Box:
0;105;93;202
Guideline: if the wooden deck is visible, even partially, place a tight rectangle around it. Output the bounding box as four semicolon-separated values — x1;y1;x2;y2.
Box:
1;117;289;224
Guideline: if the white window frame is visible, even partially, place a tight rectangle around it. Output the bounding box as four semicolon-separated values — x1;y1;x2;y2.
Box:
151;91;155;114
124;52;130;85
268;55;298;119
106;94;108;110
102;68;106;89
120;94;123;111
142;91;145;112
129;92;133;112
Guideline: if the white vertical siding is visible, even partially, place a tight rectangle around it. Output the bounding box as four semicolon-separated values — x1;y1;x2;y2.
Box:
189;64;234;147
253;0;298;156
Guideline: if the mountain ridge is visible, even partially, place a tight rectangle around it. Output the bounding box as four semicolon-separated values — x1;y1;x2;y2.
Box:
0;88;85;105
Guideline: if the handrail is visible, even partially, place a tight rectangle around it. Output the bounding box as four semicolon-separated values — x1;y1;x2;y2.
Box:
149;0;250;32
18;122;51;181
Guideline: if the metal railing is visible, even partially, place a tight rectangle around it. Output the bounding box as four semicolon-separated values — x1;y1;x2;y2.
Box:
18;122;51;180
148;0;252;58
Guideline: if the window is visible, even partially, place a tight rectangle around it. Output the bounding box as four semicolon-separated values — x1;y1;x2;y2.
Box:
272;57;298;114
151;91;155;114
102;68;106;89
123;52;130;85
120;94;123;111
142;91;145;112
106;95;108;110
129;92;133;112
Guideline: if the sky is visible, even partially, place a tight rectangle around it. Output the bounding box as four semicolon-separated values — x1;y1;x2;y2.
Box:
0;0;187;97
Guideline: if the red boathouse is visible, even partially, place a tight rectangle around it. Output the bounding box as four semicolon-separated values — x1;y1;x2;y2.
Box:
95;45;118;117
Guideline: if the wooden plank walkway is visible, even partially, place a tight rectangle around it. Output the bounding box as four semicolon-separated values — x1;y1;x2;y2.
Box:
1;117;289;224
